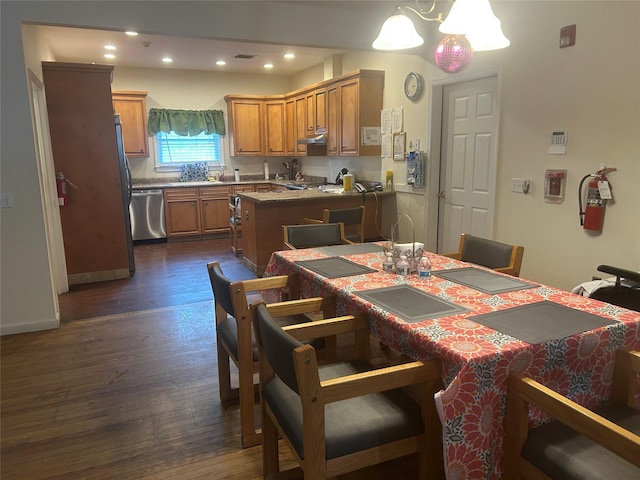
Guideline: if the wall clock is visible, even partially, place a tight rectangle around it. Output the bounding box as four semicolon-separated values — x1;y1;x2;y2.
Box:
404;71;423;102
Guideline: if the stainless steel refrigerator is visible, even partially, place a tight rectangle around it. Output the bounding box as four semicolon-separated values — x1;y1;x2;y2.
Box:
115;115;135;274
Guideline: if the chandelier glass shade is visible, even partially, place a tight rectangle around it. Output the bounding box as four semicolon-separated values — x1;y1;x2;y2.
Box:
439;0;510;51
434;34;474;73
372;7;424;50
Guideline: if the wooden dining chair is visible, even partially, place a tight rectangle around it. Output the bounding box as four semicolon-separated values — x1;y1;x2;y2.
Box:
443;233;525;277
251;299;445;480
503;348;640;479
207;261;326;448
229;194;242;256
303;205;366;243
283;222;354;250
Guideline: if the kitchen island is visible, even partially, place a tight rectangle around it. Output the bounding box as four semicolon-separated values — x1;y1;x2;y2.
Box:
237;189;397;275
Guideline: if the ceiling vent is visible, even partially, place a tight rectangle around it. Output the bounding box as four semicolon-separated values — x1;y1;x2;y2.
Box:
234;54;256;59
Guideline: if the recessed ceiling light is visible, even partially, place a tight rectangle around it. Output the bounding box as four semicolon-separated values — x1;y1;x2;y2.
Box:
284;52;295;59
216;60;226;66
104;45;116;50
162;57;173;63
125;31;139;36
264;63;274;69
104;53;116;59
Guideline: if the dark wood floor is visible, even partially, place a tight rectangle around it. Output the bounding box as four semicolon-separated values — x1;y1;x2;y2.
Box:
1;238;418;479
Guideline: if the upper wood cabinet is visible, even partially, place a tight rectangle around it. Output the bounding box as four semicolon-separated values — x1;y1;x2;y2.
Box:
326;85;339;156
225;69;384;158
335;71;384;157
112;91;148;157
285;98;297;156
225;95;286;157
314;88;328;134
225;96;264;156
264;99;286;156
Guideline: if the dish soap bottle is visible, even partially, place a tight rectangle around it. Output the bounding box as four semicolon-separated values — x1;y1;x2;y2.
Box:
382;252;395;273
417;256;432;279
396;255;409;277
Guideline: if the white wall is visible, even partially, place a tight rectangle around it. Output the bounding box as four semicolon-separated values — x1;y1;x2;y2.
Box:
2;1;639;334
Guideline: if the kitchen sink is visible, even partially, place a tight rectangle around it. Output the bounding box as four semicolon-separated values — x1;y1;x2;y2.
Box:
285;183;307;190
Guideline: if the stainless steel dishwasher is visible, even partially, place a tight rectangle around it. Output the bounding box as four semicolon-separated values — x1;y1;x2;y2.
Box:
129;189;167;240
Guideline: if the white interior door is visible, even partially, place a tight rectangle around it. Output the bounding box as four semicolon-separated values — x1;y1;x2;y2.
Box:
437;76;498;253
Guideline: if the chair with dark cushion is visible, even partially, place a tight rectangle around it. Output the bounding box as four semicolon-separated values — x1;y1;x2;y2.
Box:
303;206;366;243
503;349;640;479
252;299;445;480
443;233;524;276
207;261;333;448
283;222;354;250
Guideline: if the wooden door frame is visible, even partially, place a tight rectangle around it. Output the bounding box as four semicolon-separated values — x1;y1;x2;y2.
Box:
425;69;503;253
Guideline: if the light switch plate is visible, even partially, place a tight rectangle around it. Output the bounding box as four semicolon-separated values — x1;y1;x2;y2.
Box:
0;193;14;208
511;178;530;194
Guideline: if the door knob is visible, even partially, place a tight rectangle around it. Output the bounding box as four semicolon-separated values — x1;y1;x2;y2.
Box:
438;191;446;198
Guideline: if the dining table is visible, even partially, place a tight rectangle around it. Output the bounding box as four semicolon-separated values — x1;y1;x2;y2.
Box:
263;242;640;480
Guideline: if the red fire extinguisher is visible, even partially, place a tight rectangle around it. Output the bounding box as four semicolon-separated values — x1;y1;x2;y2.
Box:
56;172;77;206
578;167;616;232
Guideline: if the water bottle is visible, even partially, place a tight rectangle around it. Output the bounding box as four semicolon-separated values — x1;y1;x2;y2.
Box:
417;256;432;279
382;252;395;273
396;255;409;277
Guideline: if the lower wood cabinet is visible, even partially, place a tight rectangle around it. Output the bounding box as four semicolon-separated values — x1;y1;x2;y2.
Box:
165;184;262;238
200;186;233;234
164;188;200;237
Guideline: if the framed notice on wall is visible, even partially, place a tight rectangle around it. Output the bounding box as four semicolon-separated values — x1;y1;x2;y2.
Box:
393;132;406;161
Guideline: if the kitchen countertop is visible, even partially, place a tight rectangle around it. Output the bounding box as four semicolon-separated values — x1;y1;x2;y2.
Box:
236;188;394;203
131;176;327;190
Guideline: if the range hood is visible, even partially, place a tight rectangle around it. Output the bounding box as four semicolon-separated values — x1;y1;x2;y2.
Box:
297;133;327;145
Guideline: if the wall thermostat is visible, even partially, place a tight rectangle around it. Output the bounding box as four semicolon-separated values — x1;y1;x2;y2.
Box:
548;130;567;155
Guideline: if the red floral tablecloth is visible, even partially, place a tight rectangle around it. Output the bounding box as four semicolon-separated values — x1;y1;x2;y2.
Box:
264;244;640;480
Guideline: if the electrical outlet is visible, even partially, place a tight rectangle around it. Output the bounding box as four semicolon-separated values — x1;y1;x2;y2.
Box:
511;178;530;194
0;193;14;208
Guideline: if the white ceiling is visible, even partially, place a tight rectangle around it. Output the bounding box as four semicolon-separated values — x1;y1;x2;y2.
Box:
36;24;348;75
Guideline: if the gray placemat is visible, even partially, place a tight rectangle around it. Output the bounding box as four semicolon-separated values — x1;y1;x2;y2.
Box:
433;267;538;294
354;285;468;323
295;257;377;279
471;300;618;344
316;243;383;256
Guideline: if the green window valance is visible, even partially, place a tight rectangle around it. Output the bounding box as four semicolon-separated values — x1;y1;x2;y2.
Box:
147;108;225;136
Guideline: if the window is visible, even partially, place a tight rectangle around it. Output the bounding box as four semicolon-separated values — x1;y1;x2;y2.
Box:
156;131;223;171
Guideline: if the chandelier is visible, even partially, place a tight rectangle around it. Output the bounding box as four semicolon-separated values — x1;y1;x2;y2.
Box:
372;0;510;73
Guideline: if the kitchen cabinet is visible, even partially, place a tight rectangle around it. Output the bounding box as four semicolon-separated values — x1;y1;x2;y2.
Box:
264;99;286;156
200;186;233;234
225;96;286;157
112;90;148;157
295;95;307;156
335;71;384;157
225;96;264;156
305;91;315;135
285;98;297;156
313;88;327;133
233;185;255;193
326;85;339;155
226;69;383;158
165;184;265;238
164;188;201;237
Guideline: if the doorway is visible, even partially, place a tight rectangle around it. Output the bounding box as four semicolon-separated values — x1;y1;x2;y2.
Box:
426;73;500;253
27;70;68;300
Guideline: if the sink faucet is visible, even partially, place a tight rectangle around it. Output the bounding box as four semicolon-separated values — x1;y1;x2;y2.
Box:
283;160;299;181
